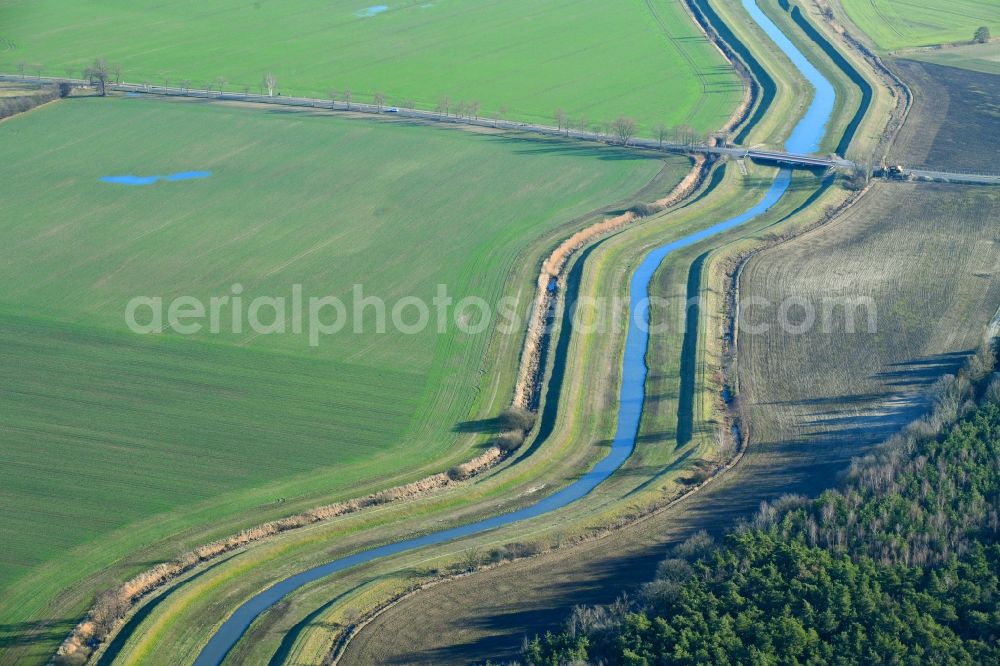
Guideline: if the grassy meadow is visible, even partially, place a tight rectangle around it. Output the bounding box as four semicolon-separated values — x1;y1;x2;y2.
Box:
908;40;1000;74
0;0;742;134
0;94;669;657
840;0;999;51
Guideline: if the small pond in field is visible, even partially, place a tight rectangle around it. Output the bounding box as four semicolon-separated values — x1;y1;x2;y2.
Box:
100;171;212;185
357;5;388;17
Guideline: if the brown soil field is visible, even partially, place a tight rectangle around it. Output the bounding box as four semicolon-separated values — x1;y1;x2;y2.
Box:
737;181;1000;492
891;59;1000;173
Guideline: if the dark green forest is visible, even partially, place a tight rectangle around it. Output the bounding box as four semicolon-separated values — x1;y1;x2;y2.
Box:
525;348;1000;665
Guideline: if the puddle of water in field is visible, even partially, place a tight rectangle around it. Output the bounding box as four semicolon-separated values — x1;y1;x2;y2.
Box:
357;5;388;17
99;175;159;185
164;171;212;181
99;171;212;185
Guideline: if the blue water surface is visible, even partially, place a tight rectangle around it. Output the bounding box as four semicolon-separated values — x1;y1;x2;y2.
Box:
100;175;160;186
100;171;212;185
193;2;836;662
164;171;212;181
357;5;388;17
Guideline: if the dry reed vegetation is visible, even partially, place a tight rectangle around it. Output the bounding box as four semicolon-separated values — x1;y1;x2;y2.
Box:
512;155;709;409
55;447;509;664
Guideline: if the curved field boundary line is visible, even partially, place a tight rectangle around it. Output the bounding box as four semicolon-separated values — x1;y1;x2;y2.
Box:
868;0;905;40
643;0;711;126
61;448;511;663
511;0;757;410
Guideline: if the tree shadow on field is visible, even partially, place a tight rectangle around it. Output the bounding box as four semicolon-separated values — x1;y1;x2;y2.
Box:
362;347;982;665
372;534;706;665
268;583;370;666
0;619;76;649
676;251;708;448
452;417;502;433
521;241;605;460
483;134;654;162
875;351;970;388
624;449;695;498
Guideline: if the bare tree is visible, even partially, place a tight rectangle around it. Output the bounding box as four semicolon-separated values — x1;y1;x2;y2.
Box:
16;61;26;79
343;88;352;110
612;115;636;146
436;94;451;117
111;63;122;84
263;72;277;96
180;79;191;92
373;91;385;111
469;99;480;119
654;122;669;148
215;76;227;92
676;124;697;146
64;66;76;80
554;107;567;133
576;114;588;136
243;84;251;97
32;63;43;79
328;88;338;106
461;548;482;572
494;103;509;128
91;590;127;636
87;58;109;96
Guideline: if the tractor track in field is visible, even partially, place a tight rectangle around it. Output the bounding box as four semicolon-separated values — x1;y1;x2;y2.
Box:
644;0;712;126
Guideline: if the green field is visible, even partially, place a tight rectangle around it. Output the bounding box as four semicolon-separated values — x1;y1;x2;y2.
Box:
840;0;1000;51
0;95;668;654
908;40;1000;74
0;0;742;134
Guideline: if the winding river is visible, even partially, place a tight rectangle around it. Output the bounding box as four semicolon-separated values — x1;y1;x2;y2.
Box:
193;2;835;663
